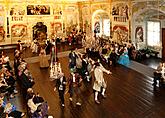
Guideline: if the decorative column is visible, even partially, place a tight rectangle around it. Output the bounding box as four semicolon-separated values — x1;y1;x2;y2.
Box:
109;0;112;39
5;0;10;43
128;0;132;42
77;2;83;32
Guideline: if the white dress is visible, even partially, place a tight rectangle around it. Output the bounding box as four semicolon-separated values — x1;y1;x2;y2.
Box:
31;40;38;53
93;64;109;92
39;49;49;68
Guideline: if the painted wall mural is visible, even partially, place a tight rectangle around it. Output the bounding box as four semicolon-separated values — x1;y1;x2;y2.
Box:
135;26;143;42
112;3;129;22
92;4;109;13
0;26;5;42
10;5;25;21
33;22;47;41
65;6;78;25
10;6;25;15
53;5;62;20
113;25;128;42
133;1;163;15
27;5;50;15
53;5;62;15
11;24;27;37
51;22;62;36
65;6;78;35
82;5;91;33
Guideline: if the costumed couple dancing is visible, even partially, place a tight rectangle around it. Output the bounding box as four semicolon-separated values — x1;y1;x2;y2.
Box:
53;59;112;107
93;61;112;104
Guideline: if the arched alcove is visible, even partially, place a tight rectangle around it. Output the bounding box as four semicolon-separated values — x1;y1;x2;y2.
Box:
92;10;110;37
132;7;165;59
32;22;47;43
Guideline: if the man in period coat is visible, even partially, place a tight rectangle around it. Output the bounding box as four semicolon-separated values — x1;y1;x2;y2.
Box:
54;73;66;107
93;62;111;104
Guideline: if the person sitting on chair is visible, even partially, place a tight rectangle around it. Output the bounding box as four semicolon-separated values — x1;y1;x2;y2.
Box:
153;62;163;87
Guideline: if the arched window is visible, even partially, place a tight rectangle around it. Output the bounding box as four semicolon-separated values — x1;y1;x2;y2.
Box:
147;21;160;46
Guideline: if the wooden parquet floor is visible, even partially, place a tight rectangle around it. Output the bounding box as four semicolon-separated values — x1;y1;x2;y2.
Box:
26;57;165;118
2;44;164;118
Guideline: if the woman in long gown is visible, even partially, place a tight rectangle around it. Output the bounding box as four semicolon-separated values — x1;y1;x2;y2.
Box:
118;47;130;66
31;39;38;53
39;47;49;68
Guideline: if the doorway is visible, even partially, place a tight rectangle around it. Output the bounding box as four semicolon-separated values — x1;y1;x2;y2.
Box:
162;28;165;61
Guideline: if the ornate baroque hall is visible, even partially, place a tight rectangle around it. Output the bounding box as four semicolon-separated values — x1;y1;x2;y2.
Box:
1;0;165;118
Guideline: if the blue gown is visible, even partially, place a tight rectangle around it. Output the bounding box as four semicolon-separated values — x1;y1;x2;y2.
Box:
118;51;130;66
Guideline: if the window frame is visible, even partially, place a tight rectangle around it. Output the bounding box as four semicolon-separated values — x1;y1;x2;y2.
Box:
147;21;160;46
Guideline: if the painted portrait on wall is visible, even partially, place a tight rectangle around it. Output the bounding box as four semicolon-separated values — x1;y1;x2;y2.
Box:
33;22;47;41
10;5;25;15
11;24;27;37
65;6;78;25
135;26;143;42
0;26;5;42
112;4;129;20
113;25;128;42
53;5;62;20
53;5;62;15
27;5;50;15
51;22;62;36
112;6;119;15
94;21;100;33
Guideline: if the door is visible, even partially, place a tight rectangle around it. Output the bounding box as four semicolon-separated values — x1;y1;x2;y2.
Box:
162;28;165;61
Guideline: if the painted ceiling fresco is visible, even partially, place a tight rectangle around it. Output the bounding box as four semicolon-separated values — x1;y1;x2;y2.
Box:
132;1;165;21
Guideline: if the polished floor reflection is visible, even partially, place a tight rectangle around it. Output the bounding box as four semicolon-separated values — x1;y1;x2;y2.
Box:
25;56;165;118
3;45;165;118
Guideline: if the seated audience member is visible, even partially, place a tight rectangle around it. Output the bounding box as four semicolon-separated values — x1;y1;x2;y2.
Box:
1;54;12;71
27;95;41;114
4;103;25;118
33;93;44;104
108;49;117;67
32;105;43;118
4;70;18;96
32;102;49;118
131;44;137;60
5;70;16;88
26;88;35;100
20;68;35;90
153;62;163;87
0;72;16;98
0;99;6;118
27;94;48;117
161;63;165;81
